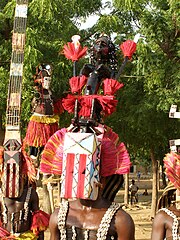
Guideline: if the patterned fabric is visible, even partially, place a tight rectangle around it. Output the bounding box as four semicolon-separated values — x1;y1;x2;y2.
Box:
164;152;180;189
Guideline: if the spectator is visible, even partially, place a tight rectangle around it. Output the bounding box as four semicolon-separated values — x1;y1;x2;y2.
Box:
143;188;148;196
129;179;139;205
137;171;141;181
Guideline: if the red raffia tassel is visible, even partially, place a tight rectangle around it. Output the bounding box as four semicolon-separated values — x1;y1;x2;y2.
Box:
97;96;118;116
62;35;87;62
31;210;50;236
120;39;136;59
62;94;77;113
40;128;67;175
103;78;124;95
53;98;64;114
100;126;131;176
22;140;37;182
164;152;180;189
78;95;118;117
0;226;10;238
78;95;93;117
69;75;87;94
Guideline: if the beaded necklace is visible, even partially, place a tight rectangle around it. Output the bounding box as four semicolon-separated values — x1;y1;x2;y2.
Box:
58;199;121;240
158;208;180;240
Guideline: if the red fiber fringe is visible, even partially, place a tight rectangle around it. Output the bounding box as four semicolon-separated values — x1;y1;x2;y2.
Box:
0;226;10;238
63;42;87;61
40;128;67;175
69;75;87;94
40;125;130;176
31;210;50;235
164;152;180;189
103;78;124;95
25;121;58;147
53;98;64;114
100;126;131;176
62;95;118;117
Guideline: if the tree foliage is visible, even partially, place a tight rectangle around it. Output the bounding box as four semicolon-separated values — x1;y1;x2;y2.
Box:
0;0;179;162
101;0;180;163
0;0;102;134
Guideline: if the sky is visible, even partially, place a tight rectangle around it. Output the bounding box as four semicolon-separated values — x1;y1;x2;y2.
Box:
78;0;113;30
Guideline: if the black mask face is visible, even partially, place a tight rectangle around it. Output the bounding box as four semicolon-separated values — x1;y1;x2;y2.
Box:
93;37;109;61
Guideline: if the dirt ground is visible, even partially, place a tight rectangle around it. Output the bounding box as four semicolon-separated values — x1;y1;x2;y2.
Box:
39;174;161;240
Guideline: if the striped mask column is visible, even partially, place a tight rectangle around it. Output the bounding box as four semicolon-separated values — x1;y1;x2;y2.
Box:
2;0;28;198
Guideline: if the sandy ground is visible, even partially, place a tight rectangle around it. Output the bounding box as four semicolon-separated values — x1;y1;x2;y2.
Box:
39;176;159;240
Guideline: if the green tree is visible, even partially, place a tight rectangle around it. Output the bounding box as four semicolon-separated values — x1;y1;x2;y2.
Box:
101;0;180;217
0;0;102;135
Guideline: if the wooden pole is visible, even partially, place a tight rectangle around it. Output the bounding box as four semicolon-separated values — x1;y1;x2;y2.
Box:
124;173;129;206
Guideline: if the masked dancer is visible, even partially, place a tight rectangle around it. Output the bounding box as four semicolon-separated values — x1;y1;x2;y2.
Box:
40;34;137;240
151;152;180;240
0;146;50;239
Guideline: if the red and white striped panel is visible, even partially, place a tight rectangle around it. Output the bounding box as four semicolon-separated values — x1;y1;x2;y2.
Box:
61;132;101;200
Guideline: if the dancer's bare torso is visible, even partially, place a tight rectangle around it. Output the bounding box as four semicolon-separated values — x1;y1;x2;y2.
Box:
49;198;135;240
151;206;180;240
1;187;39;233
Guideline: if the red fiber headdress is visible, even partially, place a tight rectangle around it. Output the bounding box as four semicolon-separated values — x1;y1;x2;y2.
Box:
40;125;131;176
163;152;180;189
100;126;131;176
40;128;67;175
